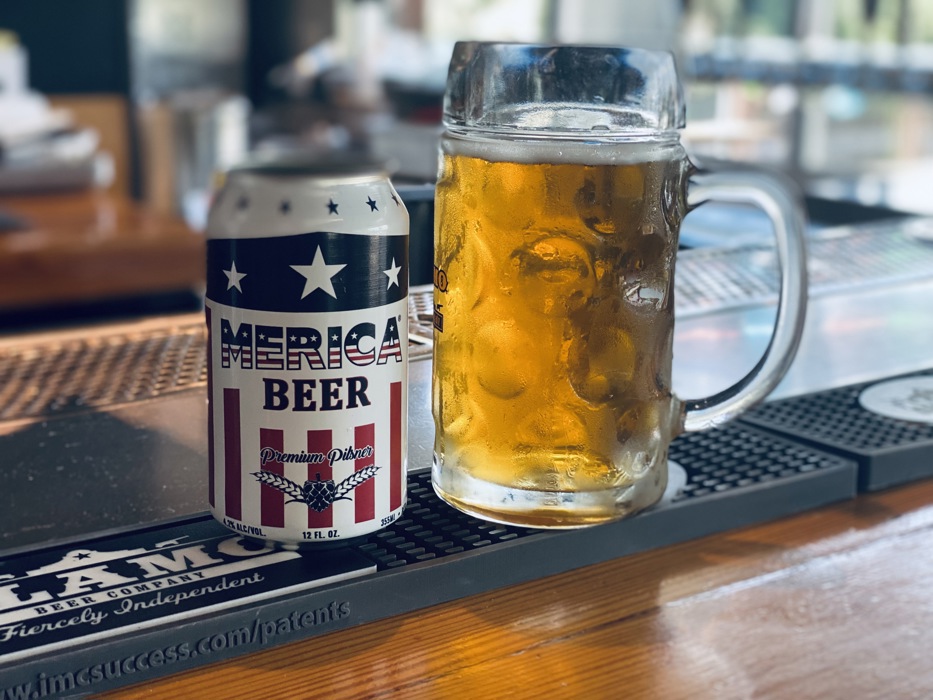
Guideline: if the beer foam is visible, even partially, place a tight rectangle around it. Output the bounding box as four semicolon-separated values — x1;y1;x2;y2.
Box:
441;132;685;166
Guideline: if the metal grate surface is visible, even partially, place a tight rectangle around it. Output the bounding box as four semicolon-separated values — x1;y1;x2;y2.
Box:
408;284;436;342
0;295;436;422
742;369;933;491
676;219;933;316
0;324;209;422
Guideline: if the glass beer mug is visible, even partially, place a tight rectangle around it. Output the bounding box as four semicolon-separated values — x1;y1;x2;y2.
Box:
432;43;807;528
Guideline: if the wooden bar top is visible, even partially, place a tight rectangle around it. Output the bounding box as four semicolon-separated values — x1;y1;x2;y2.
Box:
0;192;204;311
95;478;933;699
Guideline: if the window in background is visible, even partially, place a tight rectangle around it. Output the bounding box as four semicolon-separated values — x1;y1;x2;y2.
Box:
905;0;933;69
129;0;247;100
553;0;679;50
800;0;903;65
423;0;552;43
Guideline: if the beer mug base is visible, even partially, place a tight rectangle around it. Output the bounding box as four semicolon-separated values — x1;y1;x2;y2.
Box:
431;459;668;529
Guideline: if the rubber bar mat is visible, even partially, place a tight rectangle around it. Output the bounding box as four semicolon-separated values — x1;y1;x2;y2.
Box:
741;369;933;492
0;423;854;696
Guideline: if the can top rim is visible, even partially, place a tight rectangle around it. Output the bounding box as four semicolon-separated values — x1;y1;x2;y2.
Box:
229;152;386;178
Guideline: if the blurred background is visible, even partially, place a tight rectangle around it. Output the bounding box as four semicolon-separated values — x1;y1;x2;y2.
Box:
2;0;933;325
7;0;933;211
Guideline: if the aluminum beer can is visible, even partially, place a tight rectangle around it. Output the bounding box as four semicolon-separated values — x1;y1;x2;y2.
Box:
204;157;409;547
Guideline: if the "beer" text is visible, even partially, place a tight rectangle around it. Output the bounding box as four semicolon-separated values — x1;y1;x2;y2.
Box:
262;377;370;412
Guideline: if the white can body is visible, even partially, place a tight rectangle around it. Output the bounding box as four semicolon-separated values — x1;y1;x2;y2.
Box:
205;162;409;546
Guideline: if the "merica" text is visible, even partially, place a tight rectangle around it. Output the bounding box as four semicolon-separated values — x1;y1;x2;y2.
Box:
219;318;402;371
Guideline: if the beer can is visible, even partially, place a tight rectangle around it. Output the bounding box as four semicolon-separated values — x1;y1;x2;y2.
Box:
204;157;409;547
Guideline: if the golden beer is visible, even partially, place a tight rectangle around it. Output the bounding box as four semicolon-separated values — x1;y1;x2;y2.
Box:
432;137;689;527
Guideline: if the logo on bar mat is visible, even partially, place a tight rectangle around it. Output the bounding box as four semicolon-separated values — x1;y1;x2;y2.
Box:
859;377;933;424
0;518;373;663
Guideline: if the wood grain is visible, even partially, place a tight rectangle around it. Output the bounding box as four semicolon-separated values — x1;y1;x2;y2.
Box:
95;479;933;700
0;192;203;310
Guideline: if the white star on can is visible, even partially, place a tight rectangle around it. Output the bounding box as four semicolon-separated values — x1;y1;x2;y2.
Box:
223;261;247;292
383;257;402;290
290;246;347;299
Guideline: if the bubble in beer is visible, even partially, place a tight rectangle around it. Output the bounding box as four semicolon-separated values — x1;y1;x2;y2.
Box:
616;402;657;444
622;421;663;477
625;229;670;271
481;159;546;229
439;392;486;450
627;450;654;478
568;325;637;403
573;166;645;236
443;221;496;313
515;406;588;452
473;320;534;398
450;443;495;482
512;236;595;315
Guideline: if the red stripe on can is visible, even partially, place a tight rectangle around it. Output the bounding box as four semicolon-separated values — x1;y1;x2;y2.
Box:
223;388;242;520
308;430;333;529
206;307;215;508
355;423;375;523
259;428;285;528
391;381;403;511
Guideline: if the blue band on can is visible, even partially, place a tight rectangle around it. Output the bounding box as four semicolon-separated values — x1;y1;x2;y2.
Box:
206;231;409;313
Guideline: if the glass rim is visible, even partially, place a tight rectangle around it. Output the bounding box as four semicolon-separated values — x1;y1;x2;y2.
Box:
443;41;687;136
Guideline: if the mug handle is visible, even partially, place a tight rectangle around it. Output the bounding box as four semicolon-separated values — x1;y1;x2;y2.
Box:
680;170;809;432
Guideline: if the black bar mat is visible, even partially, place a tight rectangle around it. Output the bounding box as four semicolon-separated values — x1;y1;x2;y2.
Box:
0;424;855;696
741;369;933;491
